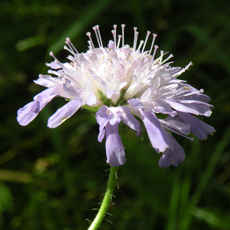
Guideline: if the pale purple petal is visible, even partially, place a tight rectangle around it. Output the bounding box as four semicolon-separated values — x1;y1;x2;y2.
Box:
17;88;56;126
169;135;185;167
166;99;212;117
119;106;141;136
127;98;144;109
48;98;83;128
34;74;62;88
158;133;185;167
107;108;121;126
177;112;216;140
160;116;191;136
158;150;172;168
142;111;170;153
86;92;97;106
17;101;40;126
152;99;176;116
96;106;109;142
46;62;62;69
105;122;126;166
106;89;117;99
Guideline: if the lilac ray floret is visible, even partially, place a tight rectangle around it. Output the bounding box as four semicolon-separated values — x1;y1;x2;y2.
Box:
17;88;58;126
140;111;171;153
165;99;212;117
96;105;141;166
177;112;216;140
105;122;126;166
158;133;185;167
48;98;84;128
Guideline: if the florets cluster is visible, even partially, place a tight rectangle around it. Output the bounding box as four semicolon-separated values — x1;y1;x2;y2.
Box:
17;24;215;167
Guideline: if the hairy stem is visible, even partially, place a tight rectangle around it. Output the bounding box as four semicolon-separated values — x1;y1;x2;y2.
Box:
88;166;118;230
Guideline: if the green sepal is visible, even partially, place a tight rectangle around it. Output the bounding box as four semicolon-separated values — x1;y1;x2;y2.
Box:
97;90;114;106
83;105;100;113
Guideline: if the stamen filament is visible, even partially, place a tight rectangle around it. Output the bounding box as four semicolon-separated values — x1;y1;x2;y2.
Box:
149;34;157;55
142;31;151;53
121;24;126;47
86;32;95;49
93;25;101;47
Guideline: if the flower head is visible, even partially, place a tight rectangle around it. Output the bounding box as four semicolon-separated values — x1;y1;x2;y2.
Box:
17;24;215;167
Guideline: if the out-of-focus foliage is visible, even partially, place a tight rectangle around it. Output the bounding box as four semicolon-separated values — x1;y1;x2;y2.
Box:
0;0;230;229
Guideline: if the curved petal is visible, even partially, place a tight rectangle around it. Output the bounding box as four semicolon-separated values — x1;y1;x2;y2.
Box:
96;105;109;142
48;98;83;128
158;149;172;168
119;106;141;136
105;122;126;166
142;111;170;153
177;112;216;140
158;133;185;167
160;116;191;136
166;99;212;117
127;98;143;109
17;88;56;126
34;74;62;88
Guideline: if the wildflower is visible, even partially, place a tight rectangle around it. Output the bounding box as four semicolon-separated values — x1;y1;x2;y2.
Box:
17;24;215;167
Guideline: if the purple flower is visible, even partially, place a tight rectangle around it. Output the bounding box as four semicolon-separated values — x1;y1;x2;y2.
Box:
17;24;215;167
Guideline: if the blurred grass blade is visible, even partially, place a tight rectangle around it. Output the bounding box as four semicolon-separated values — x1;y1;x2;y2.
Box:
16;35;46;51
192;207;230;229
184;24;230;74
48;0;114;55
179;124;230;230
166;172;181;230
0;183;13;226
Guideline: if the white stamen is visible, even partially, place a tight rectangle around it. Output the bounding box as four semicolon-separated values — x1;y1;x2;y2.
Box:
149;34;157;55
87;40;92;49
121;24;126;47
132;27;138;54
86;32;95;49
142;31;151;53
65;37;79;54
137;40;144;51
111;30;116;49
151;45;159;64
49;52;78;84
93;25;103;47
117;35;122;49
173;62;193;77
159;51;165;63
97;25;103;47
161;54;174;65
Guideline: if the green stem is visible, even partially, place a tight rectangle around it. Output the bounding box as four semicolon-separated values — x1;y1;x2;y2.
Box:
88;166;118;230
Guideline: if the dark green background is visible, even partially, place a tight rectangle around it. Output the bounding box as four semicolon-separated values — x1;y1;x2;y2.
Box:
0;0;229;229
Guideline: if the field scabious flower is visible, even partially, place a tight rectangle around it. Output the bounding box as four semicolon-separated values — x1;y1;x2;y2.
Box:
17;24;215;167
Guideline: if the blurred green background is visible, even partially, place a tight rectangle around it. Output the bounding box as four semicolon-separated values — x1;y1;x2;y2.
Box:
0;0;230;229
